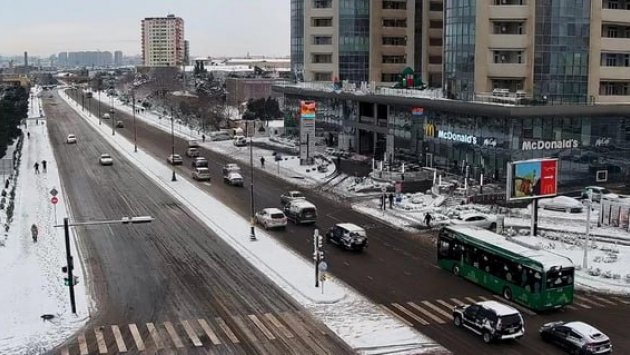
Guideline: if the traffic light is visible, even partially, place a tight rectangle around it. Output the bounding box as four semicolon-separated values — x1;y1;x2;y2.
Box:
64;276;79;286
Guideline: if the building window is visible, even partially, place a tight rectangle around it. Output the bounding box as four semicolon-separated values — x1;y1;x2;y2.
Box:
383;0;407;10
382;37;407;45
312;18;333;27
313;0;332;8
606;0;619;9
383;19;407;27
313;72;332;81
607;26;619;38
313;36;333;45
430;20;443;29
381;73;399;82
429;56;442;64
493;51;523;63
600;81;630;95
382;55;406;63
429;2;444;11
429;37;443;46
312;54;333;63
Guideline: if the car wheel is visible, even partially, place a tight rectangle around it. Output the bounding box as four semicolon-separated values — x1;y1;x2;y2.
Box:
482;331;493;344
453;315;462;327
489;223;496;230
503;287;513;301
453;265;461;276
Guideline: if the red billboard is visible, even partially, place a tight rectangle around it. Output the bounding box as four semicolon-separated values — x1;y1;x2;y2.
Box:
506;158;558;201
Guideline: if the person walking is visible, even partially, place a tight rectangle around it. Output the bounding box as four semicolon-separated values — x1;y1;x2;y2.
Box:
34;162;40;174
424;212;433;228
388;193;394;209
202;134;206;143
260;156;265;168
31;224;38;242
27;131;30;139
41;160;47;173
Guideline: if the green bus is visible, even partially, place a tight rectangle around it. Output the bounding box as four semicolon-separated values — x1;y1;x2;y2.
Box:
437;225;574;311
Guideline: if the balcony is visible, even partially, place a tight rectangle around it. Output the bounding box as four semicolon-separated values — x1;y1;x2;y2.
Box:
489;5;528;20
381;9;409;19
429;28;442;38
429;10;443;21
487;63;527;78
600;66;630;80
602;9;630;25
428;46;442;56
601;37;630;51
488;34;527;49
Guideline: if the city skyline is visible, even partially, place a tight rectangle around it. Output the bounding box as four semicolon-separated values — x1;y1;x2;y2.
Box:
0;0;289;58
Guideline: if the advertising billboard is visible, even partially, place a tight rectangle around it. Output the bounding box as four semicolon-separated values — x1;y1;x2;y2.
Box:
506;158;558;201
299;101;316;164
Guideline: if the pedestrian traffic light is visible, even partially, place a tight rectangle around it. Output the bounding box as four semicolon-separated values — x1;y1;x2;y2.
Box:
62;266;67;273
64;276;79;286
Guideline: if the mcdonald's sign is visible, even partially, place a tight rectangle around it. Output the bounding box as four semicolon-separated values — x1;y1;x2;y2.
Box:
424;122;436;137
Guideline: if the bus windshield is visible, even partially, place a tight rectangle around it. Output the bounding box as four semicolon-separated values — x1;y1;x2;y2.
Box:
545;267;574;289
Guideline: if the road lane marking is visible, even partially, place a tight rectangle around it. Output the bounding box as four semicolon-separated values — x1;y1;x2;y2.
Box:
464;297;478;304
203;182;212;186
408;302;446;324
422;300;454;319
611;296;630;305
574;302;592;309
265;313;293;338
94;327;108;354
146;322;164;349
436;299;455;310
392;303;429;325
490;295;537;316
477;296;491;301
366;275;373;280
566;305;578;310
198;318;221;345
574;294;604;307
591;295;616;306
216;317;240;344
164;321;184;348
378;305;413;327
233;316;259;343
129;324;145;351
60;346;69;355
111;325;127;353
78;334;88;355
181;320;203;347
450;298;465;306
249;315;276;340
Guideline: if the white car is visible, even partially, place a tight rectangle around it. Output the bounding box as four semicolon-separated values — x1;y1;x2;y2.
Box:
538;196;584;213
255;208;288;229
233;136;247;147
98;154;113;166
224;171;244;186
582;186;618;202
451;213;497;230
192;167;211;181
167;154;183;165
66;134;77;144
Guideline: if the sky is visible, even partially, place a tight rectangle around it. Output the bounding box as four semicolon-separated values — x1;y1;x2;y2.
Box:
0;0;289;58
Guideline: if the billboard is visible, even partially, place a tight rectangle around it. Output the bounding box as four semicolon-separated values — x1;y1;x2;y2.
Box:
299;101;316;164
506;158;558;201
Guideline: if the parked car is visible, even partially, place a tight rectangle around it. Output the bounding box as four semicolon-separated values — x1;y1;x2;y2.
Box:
453;300;525;344
185;147;200;157
115;120;124;128
283;200;317;224
191;157;208;168
167;154;183;165
222;163;241;176
539;196;584;213
233;135;247;147
326;223;368;251
582;186;618;202
102;113;110;119
451;213;497;230
255;208;288;229
540;321;612;355
280;190;306;206
224;171;244;186
192;167;211;181
66;134;77;144
98;154;113;166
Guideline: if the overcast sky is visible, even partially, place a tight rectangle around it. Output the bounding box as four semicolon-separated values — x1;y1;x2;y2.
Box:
0;0;289;58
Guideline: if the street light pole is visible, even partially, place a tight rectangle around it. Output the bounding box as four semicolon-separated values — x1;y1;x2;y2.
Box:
132;90;137;152
583;194;593;269
171;112;177;182
98;90;101;125
248;120;256;241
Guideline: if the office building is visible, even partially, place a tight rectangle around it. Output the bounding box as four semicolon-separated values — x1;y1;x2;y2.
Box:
141;14;185;67
58;51;113;67
114;51;123;67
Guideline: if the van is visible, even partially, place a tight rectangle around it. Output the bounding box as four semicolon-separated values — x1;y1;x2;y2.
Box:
209;131;231;141
283;200;317;224
103;113;110;119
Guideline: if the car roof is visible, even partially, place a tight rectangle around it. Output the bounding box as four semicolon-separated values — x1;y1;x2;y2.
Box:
477;301;520;316
228;171;242;177
584;186;605;190
195;167;209;171
263;208;284;214
289;200;316;208
459;213;487;219
564;322;608;341
288;190;302;194
67;134;75;137
194;157;207;160
100;154;111;156
225;163;239;167
336;223;365;232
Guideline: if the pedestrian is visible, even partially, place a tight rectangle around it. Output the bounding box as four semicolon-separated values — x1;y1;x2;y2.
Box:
202;134;206;143
41;160;47;173
260;156;265;168
424;212;433;228
27;131;30;139
34;162;40;174
31;224;38;242
389;193;394;209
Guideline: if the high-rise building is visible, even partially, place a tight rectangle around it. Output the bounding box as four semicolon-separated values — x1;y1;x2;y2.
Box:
141;14;185;67
184;40;190;66
58;52;68;67
114;51;123;66
290;0;443;85
57;51;113;67
444;0;630;104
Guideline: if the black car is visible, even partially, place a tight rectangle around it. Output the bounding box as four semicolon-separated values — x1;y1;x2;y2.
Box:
326;223;368;251
540;321;612;355
452;300;524;344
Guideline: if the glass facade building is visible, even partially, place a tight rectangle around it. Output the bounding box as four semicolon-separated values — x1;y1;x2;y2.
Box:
338;0;370;82
443;0;476;101
533;0;591;104
290;0;304;80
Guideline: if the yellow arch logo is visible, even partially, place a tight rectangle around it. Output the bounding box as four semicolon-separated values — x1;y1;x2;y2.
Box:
424;122;436;137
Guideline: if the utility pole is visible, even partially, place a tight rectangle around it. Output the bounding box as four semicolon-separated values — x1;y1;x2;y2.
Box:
248;120;256;241
313;229;325;287
132;89;137;152
583;192;593;269
63;217;77;314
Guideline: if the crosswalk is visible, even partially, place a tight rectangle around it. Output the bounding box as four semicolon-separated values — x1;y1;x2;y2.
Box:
381;293;630;327
59;311;321;354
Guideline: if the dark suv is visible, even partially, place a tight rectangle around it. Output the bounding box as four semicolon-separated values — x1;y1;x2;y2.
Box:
326;223;368;252
453;300;524;344
540;321;612;355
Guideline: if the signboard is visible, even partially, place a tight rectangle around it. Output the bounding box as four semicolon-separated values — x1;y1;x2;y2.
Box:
596;170;608;183
506;158;558;201
49;188;58;197
412;107;424;116
299;101;316;164
51;196;59;205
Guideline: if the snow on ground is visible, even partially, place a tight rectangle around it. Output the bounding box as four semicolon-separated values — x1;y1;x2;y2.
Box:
0;88;90;354
63;91;446;354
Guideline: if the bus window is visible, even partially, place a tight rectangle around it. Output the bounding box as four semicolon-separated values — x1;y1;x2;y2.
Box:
438;239;450;258
545;267;574;289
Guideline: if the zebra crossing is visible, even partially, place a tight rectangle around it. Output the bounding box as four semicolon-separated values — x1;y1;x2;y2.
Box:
381;293;630;327
59;311;317;354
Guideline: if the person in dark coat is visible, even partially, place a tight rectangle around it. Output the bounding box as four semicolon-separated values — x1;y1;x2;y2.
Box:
424;213;433;227
260;156;265;168
41;160;47;172
34;162;40;174
388;193;394;209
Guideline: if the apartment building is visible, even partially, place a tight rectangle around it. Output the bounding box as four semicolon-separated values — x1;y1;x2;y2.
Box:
141;14;185;67
444;0;630;104
291;0;443;86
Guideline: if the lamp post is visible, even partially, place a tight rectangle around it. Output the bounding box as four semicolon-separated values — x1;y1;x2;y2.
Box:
55;216;153;314
97;89;101;125
132;89;137;152
171;109;177;182
248;120;256;241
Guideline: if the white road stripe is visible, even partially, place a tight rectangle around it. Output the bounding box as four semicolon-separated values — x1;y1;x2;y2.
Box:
216;317;240;344
203;182;212;186
379;305;413;327
575;294;604;307
567;305;578;311
164;321;184;348
249;315;276;340
265;313;293;338
128;324;145;351
477;296;491;301
611;296;630;305
78;334;88;355
232;316;258;343
94;327;108;354
198;318;222;345
591;295;616;306
60;346;69;355
111;325;128;353
407;302;446;324
392;303;429;325
574;302;592;309
436;299;455;310
422;300;454;319
146;322;163;349
490;295;537;316
464;297;478;304
450;298;465;306
181;320;203;347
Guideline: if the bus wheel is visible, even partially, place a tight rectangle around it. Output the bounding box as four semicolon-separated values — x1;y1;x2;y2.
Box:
452;265;461;276
502;287;512;301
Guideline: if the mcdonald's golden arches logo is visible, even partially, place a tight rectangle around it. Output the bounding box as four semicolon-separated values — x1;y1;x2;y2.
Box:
424;122;436;137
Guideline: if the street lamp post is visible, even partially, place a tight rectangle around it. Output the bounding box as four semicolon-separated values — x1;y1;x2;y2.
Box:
97;90;101;125
171;112;177;182
55;216;153;314
132;90;137;152
247;120;257;241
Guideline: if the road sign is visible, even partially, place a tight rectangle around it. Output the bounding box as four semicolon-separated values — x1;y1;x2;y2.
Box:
51;196;59;204
50;188;58;196
318;261;328;272
381;186;387;193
